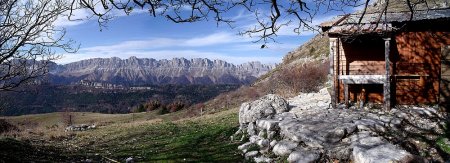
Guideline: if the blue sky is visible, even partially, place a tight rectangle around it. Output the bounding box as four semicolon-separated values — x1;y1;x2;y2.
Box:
54;5;351;65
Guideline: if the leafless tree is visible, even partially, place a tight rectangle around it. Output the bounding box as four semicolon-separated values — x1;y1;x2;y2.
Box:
61;108;74;126
0;0;78;91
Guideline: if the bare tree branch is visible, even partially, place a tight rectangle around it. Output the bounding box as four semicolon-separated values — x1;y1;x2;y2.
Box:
358;0;370;24
73;0;369;43
0;0;78;91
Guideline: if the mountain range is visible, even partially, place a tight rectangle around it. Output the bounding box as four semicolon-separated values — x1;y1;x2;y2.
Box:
47;57;274;85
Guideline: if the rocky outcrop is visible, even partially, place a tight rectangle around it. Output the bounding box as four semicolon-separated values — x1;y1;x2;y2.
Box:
49;57;273;85
234;88;448;162
238;94;289;125
65;124;96;132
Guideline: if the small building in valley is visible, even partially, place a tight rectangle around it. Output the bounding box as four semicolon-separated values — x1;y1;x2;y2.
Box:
320;2;450;110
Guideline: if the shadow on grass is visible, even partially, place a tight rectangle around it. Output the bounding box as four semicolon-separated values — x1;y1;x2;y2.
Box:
0;137;68;162
66;115;245;162
114;125;244;162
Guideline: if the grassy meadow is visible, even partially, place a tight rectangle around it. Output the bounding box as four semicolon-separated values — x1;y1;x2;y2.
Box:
0;108;243;162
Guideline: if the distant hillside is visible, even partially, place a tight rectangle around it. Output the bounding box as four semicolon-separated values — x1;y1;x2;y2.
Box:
282;34;329;65
254;34;329;85
0;84;240;116
48;57;273;85
185;34;331;116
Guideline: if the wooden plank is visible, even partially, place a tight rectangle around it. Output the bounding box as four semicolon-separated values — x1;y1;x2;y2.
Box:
442;65;450;75
443;45;450;60
440;45;450;111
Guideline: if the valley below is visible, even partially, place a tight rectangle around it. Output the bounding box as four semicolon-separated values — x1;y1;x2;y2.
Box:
0;84;240;116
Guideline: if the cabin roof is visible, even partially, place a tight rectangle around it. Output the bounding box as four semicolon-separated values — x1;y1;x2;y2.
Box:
320;1;450;35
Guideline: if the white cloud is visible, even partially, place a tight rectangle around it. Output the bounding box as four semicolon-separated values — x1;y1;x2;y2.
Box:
54;4;149;28
54;9;92;27
82;38;181;51
82;32;250;52
229;9;256;22
184;32;249;46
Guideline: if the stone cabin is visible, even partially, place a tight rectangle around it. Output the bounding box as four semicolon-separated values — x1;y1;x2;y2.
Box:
320;4;450;110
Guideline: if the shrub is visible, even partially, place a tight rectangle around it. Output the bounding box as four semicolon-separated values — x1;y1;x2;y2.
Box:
158;105;169;115
0;119;18;134
131;104;146;113
145;100;161;111
167;101;186;113
243;86;259;100
278;60;329;94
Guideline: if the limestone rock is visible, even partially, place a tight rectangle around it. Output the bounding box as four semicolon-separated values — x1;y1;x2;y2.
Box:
288;88;331;114
378;115;392;123
250;135;261;144
270;140;278;147
235;90;445;162
257;139;270;148
351;133;414;163
256;119;280;132
125;157;135;163
247;122;257;135
389;118;403;128
276;112;297;121
254;156;273;163
238;142;254;153
65;124;96;132
245;151;259;158
273;140;298;156
353;119;383;131
260;94;290;114
287;149;320;163
353;144;413;163
239;94;288;125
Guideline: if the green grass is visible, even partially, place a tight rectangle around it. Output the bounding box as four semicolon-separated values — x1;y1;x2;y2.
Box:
69;110;243;162
1;108;244;162
436;122;450;155
437;137;450;154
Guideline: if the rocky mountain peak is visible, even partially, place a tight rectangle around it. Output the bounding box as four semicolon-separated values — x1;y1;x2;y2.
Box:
49;57;274;85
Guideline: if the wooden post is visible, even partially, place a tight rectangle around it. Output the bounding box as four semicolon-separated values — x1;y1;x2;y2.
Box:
69;114;72;126
344;83;349;107
336;38;340;106
329;38;337;108
384;38;391;110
